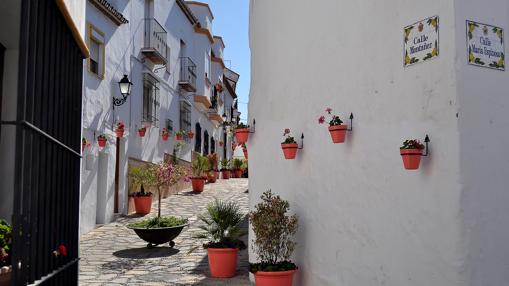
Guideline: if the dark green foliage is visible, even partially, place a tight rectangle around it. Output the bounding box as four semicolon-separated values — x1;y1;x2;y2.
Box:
400;139;425;150
249;261;298;273
0;219;12;267
128;216;188;229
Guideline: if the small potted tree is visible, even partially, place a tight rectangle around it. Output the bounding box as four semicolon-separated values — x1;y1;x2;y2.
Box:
161;128;170;141
115;121;125;138
196;200;246;278
318;108;347;143
0;219;12;286
234;122;250;144
220;158;231;180
231;158;244;178
138;126;147;137
97;134;107;147
281;129;298;160
127;162;189;248
400;139;425;170
191;155;209;192
175;130;185;141
249;190;298;286
129;166;153;215
206;153;219;183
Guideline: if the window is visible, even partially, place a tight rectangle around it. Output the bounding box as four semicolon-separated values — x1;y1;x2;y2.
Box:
166;119;174;135
195;123;202;153
203;131;209;155
180;101;191;133
143;73;160;126
87;23;105;78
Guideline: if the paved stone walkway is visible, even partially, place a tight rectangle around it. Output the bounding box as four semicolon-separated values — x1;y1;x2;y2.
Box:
79;179;252;285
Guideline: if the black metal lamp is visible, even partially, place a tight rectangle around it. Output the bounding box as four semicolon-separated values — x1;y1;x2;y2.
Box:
113;74;132;108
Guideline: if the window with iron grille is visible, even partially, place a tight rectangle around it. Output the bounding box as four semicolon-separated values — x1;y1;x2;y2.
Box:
143;73;160;126
180;101;191;133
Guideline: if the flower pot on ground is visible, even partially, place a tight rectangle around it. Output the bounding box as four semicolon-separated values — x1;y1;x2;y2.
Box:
0;219;12;286
319;108;348;143
192;155;209;192
234;122;250;144
249;190;298;286
231;158;244;178
138;127;146;137
400;139;424;170
97;135;107;147
195;200;247;278
281;129;298;160
220;158;231;179
115;121;125;138
161;128;170;141
222;170;231;179
207;171;217;183
129;167;155;214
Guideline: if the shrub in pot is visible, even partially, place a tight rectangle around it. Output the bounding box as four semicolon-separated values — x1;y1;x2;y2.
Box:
175;130;185;141
187;131;195;139
127;162;189;248
207;153;219;182
115;120;125;138
0;219;12;286
129;166;154;215
161;128;170;141
400;139;425;170
281;129;298;159
97;134;107;147
249;190;298;286
234;122;250;144
231;158;244;178
191;155;209;192
318;108;347;143
195;200;247;278
220;158;231;179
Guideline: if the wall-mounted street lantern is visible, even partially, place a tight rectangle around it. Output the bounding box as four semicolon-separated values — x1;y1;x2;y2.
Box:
113;74;133;108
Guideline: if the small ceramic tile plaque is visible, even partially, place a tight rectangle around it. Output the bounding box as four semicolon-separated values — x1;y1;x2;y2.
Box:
467;20;505;71
404;16;439;67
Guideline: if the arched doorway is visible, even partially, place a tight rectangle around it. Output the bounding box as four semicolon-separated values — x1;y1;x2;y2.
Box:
195;123;202;153
203;131;209;155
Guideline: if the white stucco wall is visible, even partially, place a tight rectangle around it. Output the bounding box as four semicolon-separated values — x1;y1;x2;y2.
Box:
248;0;508;285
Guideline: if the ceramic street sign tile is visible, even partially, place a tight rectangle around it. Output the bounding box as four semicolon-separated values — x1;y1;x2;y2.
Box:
467;20;505;71
404;16;439;67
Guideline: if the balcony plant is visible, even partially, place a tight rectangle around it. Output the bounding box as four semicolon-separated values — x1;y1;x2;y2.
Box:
97;134;107;148
249;190;298;286
196;200;246;278
188;130;195;139
191;155;209;192
138;127;147;137
318;107;347;143
400;139;425;170
231;158;244;178
128;166;154;215
115;120;125;138
281;129;298;159
127;161;189;248
207;153;219;183
0;219;12;286
220;158;231;180
161;128;170;141
234;122;250;144
175;130;185;141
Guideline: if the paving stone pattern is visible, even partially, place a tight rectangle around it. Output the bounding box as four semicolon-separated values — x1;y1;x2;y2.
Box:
79;179;252;285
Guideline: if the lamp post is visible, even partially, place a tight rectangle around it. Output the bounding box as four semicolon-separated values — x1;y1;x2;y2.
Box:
113;74;133;108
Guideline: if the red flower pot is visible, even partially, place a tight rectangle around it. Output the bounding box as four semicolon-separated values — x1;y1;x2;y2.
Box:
133;196;152;215
222;170;231;179
188;132;194;139
235;170;243;178
208;248;238;278
82;143;86;151
162;133;169;141
115;129;124;138
98;138;107;147
138;129;146;137
176;134;183;141
207;172;217;183
400;149;423;170
192;177;206;192
328;124;348;143
235;128;250;144
254;270;297;286
281;143;298;159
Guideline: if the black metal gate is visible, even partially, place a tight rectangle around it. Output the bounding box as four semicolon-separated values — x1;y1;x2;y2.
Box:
7;0;84;284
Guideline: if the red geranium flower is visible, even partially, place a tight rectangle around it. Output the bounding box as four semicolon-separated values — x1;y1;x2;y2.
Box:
318;116;325;124
53;244;68;257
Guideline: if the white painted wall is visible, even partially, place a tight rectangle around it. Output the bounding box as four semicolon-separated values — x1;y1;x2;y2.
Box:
249;0;509;285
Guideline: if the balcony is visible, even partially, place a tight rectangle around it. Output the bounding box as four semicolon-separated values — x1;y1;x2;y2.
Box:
141;18;167;65
179;57;197;92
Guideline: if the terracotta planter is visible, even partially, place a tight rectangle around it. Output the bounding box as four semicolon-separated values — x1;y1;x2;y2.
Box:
138;129;146;137
208;248;238;278
162;133;169;141
188;132;194;139
133;196;152;215
0;267;12;286
281;143;298;159
400;149;423;170
98;138;107;147
222;170;231;179
235;170;243;178
176;134;184;141
235;128;250;144
254;270;297;286
192;177;206;192
328;124;348;143
116;129;124;138
207;172;217;183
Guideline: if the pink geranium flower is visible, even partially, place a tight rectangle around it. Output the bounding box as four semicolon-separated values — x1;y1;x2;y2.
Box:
318;116;325;124
325;108;332;114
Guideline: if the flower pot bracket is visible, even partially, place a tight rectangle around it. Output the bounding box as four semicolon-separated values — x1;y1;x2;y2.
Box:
298;133;304;149
422;134;430;156
347;113;354;132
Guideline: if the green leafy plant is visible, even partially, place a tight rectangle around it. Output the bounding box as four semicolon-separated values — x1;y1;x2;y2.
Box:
192;155;210;178
195;200;247;249
220;158;230;171
175;130;186;136
128;166;153;197
282;129;297;144
318;107;343;126
235;122;248;129
400;139;425;150
231;158;244;171
128;216;188;229
249;190;298;273
0;219;12;267
241;160;248;171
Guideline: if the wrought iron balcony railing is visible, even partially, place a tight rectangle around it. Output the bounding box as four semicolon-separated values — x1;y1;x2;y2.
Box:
141;18;167;64
179;57;197;92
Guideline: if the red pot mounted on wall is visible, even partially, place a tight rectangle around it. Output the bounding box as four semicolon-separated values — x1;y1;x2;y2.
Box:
176;134;183;141
222;170;231;179
98;138;107;147
328;125;348;143
162;133;169;141
138;129;146;137
235;128;250;144
281;143;298;159
116;129;124;138
192;177;206;192
400;149;423;170
133;196;152;215
254;270;297;286
188;132;194;139
208;248;238;278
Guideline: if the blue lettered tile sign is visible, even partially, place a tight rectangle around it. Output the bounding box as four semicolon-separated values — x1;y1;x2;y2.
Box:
404;16;439;67
467;20;505;71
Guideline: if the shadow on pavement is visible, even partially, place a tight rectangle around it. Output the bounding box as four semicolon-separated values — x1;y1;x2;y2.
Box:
113;246;180;259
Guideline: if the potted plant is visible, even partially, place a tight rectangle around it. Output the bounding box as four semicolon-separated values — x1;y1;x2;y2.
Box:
115;120;125;138
97;134;107;147
249;190;298;286
175;130;185;141
127;162;189;248
318;107;347;143
195;200;246;278
129;166;153;215
187;130;195;139
161;128;170;141
242;144;248;159
138;127;147;137
207;153;219;183
400;139;425;170
82;137;90;152
220;158;231;180
191;155;209;192
0;220;12;286
215;83;224;93
234;122;250;144
281;129;298;160
231;158;244;178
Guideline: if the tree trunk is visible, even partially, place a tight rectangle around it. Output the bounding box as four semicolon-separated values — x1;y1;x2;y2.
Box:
158;186;161;218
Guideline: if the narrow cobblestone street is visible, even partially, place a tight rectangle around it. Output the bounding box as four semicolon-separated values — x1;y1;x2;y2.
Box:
79;179;251;286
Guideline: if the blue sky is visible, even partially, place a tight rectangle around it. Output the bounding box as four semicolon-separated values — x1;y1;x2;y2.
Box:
206;0;250;121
